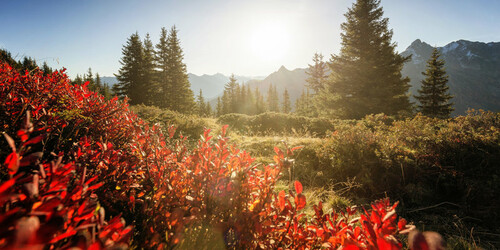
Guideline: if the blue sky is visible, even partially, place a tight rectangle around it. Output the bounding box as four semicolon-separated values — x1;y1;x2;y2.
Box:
1;0;499;78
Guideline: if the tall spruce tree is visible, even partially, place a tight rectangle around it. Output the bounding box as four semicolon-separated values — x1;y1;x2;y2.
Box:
114;32;147;104
196;89;206;117
254;87;266;114
223;75;239;114
282;89;291;113
165;26;195;113
155;27;171;108
318;0;411;119
306;53;328;92
142;33;157;106
267;84;279;112
415;48;453;118
216;97;223;117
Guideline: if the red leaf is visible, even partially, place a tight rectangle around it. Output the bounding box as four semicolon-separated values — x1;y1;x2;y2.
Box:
24;135;44;146
49;229;77;243
295;194;306;210
294;180;303;194
0;178;15;194
398;218;407;231
5;152;19;175
17;130;29;142
221;124;229;137
87;182;104;192
278;190;286;212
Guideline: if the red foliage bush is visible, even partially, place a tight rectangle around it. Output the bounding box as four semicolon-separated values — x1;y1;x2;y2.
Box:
0;62;412;248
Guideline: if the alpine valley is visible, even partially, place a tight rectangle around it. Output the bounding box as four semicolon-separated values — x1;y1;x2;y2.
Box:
100;39;500;116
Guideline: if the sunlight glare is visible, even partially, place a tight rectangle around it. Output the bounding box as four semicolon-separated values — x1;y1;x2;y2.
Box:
250;22;291;62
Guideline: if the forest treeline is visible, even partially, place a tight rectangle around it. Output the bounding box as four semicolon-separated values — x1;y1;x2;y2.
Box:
110;0;454;121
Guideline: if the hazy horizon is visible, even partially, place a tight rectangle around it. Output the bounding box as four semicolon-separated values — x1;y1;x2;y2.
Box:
1;0;499;78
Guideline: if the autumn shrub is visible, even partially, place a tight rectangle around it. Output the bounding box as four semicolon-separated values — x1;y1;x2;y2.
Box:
131;104;217;141
304;112;500;246
0;115;133;249
0;62;417;248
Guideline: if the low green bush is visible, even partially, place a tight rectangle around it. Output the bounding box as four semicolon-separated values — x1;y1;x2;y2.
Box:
295;111;500;246
131;104;218;140
217;112;337;137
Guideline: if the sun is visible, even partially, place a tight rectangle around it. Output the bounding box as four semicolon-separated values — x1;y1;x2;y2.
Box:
250;22;290;61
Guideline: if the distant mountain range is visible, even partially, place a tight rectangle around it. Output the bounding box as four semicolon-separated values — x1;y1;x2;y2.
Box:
101;39;500;115
243;66;307;106
100;74;265;99
402;39;500;115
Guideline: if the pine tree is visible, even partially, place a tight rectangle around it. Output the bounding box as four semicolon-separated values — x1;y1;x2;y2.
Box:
205;101;212;117
254;87;266;114
196;89;206;117
41;62;53;75
165;26;195;113
318;0;411;119
85;68;97;91
415;48;453;118
72;74;84;85
306;53;327;92
95;73;113;100
295;88;316;117
267;84;279;112
282;88;291;113
21;57;37;72
143;33;157;106
114;32;147;105
155;27;171;108
223;75;239;114
216;97;223;117
0;49;20;69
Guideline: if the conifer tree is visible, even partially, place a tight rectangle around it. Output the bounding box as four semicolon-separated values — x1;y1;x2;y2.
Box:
222;91;231;115
155;27;170;108
415;48;453;118
282;89;291;113
223;75;239;114
205;101;212;117
267;84;279;112
216;97;223;117
165;26;195;113
143;33;157;106
318;0;411;119
95;73;113;100
114;32;147;105
85;68;96;91
306;53;327;92
254;87;266;114
295;88;315;117
72;74;84;85
196;89;206;117
41;62;53;75
21;57;37;72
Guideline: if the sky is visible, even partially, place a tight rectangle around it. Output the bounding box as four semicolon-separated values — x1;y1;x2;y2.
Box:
1;0;499;78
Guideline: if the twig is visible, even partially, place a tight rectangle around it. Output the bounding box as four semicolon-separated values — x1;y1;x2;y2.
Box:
407;202;460;213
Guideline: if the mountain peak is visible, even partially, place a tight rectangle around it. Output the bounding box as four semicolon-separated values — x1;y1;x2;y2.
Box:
410;39;422;46
278;65;289;72
407;39;433;50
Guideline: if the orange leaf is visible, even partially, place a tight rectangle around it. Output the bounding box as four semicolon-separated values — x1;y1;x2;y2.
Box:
294;180;303;194
278;190;286;212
